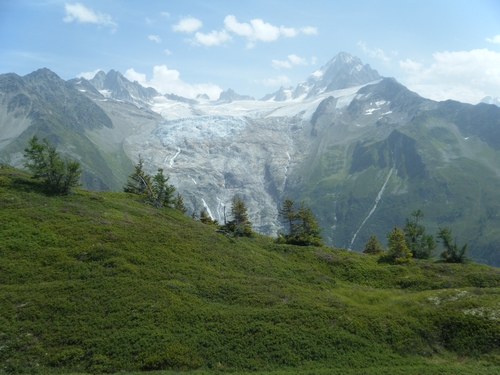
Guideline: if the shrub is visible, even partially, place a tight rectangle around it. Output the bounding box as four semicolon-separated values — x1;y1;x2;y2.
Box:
363;234;385;255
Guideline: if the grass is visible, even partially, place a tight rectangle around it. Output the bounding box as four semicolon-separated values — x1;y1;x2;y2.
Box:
1;165;500;374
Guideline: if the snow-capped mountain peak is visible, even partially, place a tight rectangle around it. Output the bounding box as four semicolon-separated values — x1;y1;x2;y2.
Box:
261;52;381;102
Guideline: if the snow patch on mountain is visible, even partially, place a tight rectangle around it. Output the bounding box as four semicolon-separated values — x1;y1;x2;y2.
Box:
149;81;381;122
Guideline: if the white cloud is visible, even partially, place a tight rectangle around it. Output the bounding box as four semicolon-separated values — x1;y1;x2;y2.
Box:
400;49;500;104
223;15;316;48
279;26;297;37
145;17;154;25
272;59;292;69
486;35;500;44
148;35;162;43
300;26;318;35
357;41;391;62
172;17;202;33
224;15;254;37
76;69;102;80
311;56;317;65
262;75;291;87
248;19;281;42
272;54;308;69
399;58;423;74
288;54;307;65
63;3;116;27
193;30;231;46
161;12;170;17
164;49;172;55
124;65;223;99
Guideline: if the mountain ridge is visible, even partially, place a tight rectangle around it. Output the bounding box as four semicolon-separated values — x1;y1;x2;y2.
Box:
2;52;500;265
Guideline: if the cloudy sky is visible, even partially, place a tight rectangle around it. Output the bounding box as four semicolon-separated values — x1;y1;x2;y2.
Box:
1;0;500;103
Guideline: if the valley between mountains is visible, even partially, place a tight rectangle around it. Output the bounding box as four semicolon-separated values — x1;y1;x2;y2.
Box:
2;52;500;265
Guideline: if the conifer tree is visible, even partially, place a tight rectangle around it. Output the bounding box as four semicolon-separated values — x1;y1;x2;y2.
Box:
200;210;218;225
276;198;323;246
386;226;413;263
150;168;176;208
294;202;323;246
24;135;81;195
226;195;252;237
173;193;187;214
403;209;436;259
278;197;297;238
124;158;151;197
363;235;384;255
437;227;468;263
124;160;176;209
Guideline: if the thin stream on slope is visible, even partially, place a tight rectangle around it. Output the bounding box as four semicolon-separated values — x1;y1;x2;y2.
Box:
169;148;181;168
201;198;215;219
348;166;395;250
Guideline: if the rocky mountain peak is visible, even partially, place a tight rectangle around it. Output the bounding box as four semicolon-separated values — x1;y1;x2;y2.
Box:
481;96;500;107
300;52;381;98
196;93;211;100
88;70;106;90
23;68;67;90
261;53;382;102
86;69;159;108
218;88;255;102
25;68;62;81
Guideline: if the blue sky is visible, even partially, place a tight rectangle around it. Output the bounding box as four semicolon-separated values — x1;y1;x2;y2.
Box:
1;0;500;103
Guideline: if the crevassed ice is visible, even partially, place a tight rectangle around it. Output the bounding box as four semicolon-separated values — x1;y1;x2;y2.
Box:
154;115;248;146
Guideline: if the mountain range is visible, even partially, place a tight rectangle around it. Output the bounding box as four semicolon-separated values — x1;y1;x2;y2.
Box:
1;52;500;266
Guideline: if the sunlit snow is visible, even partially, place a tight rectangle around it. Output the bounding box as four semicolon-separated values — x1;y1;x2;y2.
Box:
150;80;381;122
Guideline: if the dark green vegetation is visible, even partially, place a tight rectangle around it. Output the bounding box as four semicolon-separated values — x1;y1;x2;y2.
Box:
362;235;384;256
403;210;436;260
276;198;323;247
124;159;176;210
438;227;469;264
24;135;82;195
2;165;500;375
219;196;253;238
384;226;413;264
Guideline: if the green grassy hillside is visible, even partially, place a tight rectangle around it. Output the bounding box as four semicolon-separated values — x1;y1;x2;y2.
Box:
1;165;500;374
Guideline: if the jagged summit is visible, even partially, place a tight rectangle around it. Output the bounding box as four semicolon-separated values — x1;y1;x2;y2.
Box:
260;86;295;101
196;93;211;100
24;68;63;82
218;88;255;102
74;69;159;108
304;52;380;95
88;70;106;89
262;52;381;101
481;96;500;107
